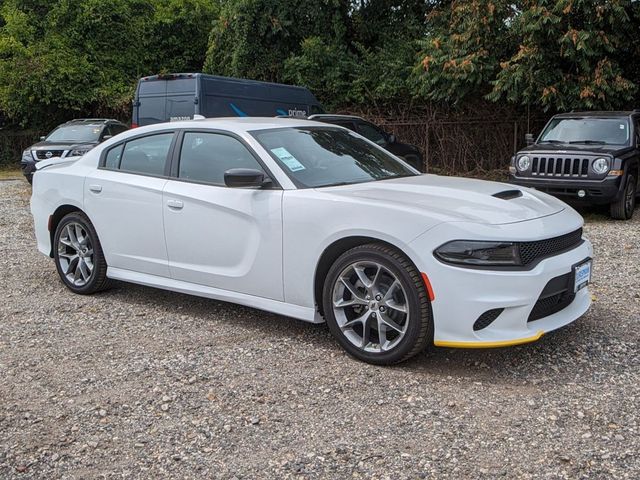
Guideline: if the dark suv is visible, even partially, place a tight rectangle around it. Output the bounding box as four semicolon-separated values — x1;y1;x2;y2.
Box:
308;114;424;171
509;111;639;220
21;119;128;183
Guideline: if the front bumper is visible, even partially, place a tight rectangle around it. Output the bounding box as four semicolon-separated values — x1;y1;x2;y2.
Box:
409;214;592;347
510;174;623;205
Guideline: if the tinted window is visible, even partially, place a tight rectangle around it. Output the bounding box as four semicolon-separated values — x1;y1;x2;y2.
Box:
252;127;416;188
109;124;128;137
357;122;387;145
104;144;123;169
119;133;173;176
178;132;263;185
331;121;357;131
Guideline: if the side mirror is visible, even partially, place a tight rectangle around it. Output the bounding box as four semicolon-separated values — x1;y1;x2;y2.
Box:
525;133;534;146
388;134;397;144
102;135;113;141
40;136;46;141
224;168;270;188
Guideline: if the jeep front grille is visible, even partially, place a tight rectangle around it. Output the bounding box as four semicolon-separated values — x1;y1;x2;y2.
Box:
531;156;589;177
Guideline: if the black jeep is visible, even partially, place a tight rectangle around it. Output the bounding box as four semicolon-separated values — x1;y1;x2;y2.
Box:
509;111;639;220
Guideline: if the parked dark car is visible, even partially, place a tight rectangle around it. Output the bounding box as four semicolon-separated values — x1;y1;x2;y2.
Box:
509;111;639;219
21;119;128;184
308;114;424;171
132;73;324;127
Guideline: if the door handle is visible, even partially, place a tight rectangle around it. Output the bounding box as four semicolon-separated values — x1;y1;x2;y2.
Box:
88;184;102;193
166;199;184;210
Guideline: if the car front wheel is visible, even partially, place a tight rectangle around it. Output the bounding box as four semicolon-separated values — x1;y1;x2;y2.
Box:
53;212;111;294
322;243;433;365
610;174;636;220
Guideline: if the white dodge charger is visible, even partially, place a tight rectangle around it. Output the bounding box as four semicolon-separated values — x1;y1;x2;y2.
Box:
30;118;593;364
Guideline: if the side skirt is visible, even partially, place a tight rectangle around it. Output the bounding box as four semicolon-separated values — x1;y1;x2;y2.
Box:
107;267;322;324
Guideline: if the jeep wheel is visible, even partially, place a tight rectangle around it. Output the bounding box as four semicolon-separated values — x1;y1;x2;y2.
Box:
610;174;636;220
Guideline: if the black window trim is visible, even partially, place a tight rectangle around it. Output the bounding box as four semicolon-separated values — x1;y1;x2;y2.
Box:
168;128;282;190
99;130;178;179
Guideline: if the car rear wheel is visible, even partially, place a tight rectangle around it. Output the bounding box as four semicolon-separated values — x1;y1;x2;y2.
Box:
610;174;636;220
322;243;433;365
53;212;112;294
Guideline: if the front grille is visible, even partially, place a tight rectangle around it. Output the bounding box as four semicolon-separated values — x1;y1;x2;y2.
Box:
473;308;504;331
531;156;590;177
34;150;64;160
519;228;583;266
528;272;576;322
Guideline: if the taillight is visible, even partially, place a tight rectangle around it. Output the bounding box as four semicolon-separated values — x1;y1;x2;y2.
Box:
131;123;139;128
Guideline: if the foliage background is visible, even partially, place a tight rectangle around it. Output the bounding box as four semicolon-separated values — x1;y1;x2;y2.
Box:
1;0;639;168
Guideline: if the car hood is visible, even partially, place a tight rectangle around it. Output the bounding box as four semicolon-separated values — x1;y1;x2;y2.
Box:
319;174;566;225
521;143;632;157
31;140;98;151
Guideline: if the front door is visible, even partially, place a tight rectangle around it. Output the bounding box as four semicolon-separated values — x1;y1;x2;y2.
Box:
162;131;284;300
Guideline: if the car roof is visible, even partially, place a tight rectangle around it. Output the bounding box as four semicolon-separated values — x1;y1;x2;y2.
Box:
134;117;341;134
554;111;635;118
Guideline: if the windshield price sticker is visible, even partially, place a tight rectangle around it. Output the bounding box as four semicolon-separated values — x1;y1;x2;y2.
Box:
271;147;305;172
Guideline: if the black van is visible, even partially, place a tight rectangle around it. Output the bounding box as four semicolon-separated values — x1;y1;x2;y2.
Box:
132;73;324;127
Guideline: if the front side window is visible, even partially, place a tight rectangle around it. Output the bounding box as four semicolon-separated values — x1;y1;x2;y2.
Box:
539;118;630;146
119;133;174;176
178;132;264;185
357;122;387;145
251;127;416;188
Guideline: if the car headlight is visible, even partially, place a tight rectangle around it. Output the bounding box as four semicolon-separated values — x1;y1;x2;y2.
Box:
434;240;521;266
516;155;531;172
22;149;32;162
592;157;610;175
69;147;92;157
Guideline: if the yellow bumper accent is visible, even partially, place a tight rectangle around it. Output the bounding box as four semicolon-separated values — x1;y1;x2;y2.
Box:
434;330;544;349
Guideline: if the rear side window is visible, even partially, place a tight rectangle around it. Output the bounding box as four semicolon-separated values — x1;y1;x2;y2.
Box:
104;133;174;176
104;144;123;169
178;132;264;185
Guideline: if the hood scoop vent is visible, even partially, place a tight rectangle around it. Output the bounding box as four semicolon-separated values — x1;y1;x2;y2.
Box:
492;189;523;200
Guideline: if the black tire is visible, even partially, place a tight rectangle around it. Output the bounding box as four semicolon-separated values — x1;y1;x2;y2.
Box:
26;174;33;185
322;243;433;365
610;174;636;220
53;211;112;294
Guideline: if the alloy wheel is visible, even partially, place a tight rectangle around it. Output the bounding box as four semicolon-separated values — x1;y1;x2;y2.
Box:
57;222;95;287
332;261;409;353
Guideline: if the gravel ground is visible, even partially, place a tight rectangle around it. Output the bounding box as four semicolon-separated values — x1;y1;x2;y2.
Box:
0;179;638;479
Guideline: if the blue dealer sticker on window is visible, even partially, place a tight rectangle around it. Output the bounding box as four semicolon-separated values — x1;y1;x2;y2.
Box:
271;147;305;172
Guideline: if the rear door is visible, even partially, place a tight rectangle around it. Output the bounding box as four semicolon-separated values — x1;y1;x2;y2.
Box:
84;131;176;277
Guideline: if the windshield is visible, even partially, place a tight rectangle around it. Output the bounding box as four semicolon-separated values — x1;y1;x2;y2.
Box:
251;127;417;188
46;124;102;143
538;118;630;145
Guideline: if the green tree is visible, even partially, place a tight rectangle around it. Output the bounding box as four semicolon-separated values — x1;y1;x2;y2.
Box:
0;0;217;129
412;0;514;103
414;0;638;110
204;0;349;83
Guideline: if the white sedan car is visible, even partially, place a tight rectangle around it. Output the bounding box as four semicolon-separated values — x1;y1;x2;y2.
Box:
31;118;593;364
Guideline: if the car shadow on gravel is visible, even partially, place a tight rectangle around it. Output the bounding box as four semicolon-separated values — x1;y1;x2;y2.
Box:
97;281;621;386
